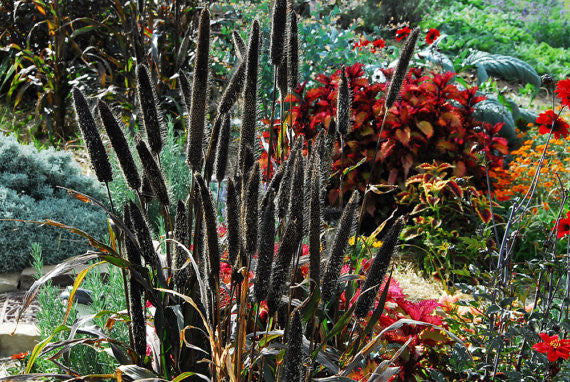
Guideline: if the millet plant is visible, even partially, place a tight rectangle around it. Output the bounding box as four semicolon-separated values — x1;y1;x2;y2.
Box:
8;4;471;382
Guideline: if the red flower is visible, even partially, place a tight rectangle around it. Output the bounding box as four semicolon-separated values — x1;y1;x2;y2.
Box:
353;38;371;51
553;211;570;238
532;333;570;362
395;27;411;42
555;78;570;107
372;38;385;49
11;352;28;360
536;109;569;139
425;28;440;44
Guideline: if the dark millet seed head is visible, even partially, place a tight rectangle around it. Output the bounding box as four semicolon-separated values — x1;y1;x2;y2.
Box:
135;136;170;207
336;67;351;136
270;0;287;66
354;217;404;318
72;88;113;183
321;191;360;303
385;27;420;110
186;8;211;171
98;100;141;190
136;65;164;156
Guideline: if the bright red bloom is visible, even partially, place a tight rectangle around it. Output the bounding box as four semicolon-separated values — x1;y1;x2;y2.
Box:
353;38;371;51
372;38;385;49
553;211;570;238
536;109;569;139
555;79;570;107
425;28;440;44
11;352;28;360
395;27;411;42
532;333;570;362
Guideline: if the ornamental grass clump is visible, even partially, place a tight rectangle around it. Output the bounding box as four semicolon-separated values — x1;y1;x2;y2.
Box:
11;8;485;382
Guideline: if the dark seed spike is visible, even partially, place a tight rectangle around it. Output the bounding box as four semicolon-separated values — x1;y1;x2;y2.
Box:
321;191;360;303
218;61;246;116
385;27;420;110
287;11;298;92
135;137;170;207
242;162;260;266
336;67;351;136
237;20;260;176
267;217;302;316
193;187;206;277
179;70;192;121
288;147;305;242
270;0;287;66
267;159;287;194
226;178;241;268
281;309;303;382
254;189;275;303
319;127;336;196
203;114;223;183
125;204;146;360
196;174;221;286
72;88;113;183
136;65;164;156
276;53;288;99
277;138;302;220
214;114;231;182
173;200;189;289
308;159;321;292
192;188;210;321
354;217;404;318
128;201;160;272
98;100;141;190
260;161;286;217
232;31;247;61
140;174;154;204
186;8;210;171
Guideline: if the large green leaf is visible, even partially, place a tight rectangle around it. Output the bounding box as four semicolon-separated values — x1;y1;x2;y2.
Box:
463;50;540;87
474;96;516;141
418;48;454;73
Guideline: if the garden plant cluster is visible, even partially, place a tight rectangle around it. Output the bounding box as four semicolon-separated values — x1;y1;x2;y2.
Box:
0;0;570;381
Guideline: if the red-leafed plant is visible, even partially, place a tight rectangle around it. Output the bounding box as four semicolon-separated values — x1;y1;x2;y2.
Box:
287;63;507;220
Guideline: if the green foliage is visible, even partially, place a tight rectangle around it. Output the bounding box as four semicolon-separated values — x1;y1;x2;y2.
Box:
0;133;107;273
108;117;189;227
421;0;570;79
398;162;496;283
0;0;202;140
31;246;128;376
462;50;541;87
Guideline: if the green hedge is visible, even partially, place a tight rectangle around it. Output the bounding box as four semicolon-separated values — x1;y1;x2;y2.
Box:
0;134;107;273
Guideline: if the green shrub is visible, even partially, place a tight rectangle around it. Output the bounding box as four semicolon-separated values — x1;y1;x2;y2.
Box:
0;133;107;273
30;244;128;376
421;0;570;79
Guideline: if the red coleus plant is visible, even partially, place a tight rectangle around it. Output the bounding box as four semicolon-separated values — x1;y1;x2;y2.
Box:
287;63;507;214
